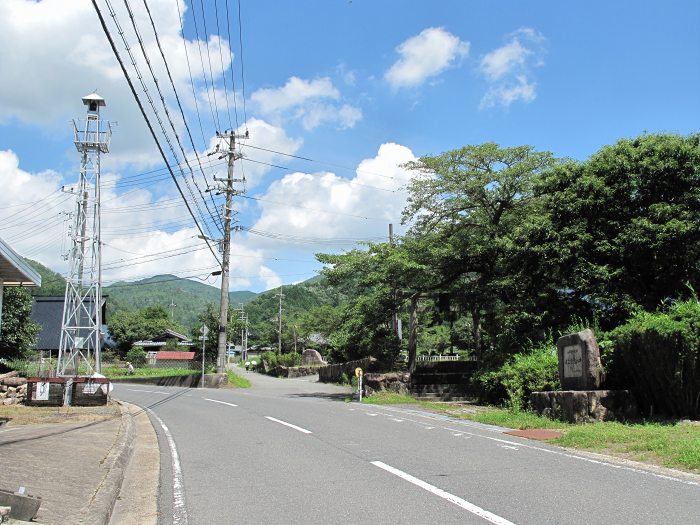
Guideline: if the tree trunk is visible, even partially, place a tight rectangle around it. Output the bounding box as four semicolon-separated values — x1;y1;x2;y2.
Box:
471;305;483;362
407;294;419;373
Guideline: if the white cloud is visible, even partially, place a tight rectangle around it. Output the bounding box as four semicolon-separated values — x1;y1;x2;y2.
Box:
480;75;537;109
250;77;362;130
258;266;282;290
481;40;530;81
251;77;339;114
250;143;417;245
479;27;545;109
385;27;469;89
0;0;236;170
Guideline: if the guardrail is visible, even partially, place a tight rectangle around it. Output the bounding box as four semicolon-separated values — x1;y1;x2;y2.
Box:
416;354;478;362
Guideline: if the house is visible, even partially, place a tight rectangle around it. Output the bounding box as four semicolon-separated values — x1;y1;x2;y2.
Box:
134;329;195;368
149;351;196;369
133;329;193;350
30;296;108;356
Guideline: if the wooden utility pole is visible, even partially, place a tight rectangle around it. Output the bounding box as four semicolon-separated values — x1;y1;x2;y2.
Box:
213;130;246;372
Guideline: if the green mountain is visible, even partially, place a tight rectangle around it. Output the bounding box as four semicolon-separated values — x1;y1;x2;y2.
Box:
104;274;257;330
21;259;335;336
241;275;346;345
25;259;67;296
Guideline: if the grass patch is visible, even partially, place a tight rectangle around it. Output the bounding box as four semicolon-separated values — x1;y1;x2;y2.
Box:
102;366;198;379
553;421;700;472
361;391;416;405
225;369;251;388
0;402;121;425
361;390;700;473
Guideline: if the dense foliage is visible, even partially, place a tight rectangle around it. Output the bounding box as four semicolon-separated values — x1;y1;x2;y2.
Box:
473;344;560;410
607;299;700;418
108;304;186;354
0;287;40;359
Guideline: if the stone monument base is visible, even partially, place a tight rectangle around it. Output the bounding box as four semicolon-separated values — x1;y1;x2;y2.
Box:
530;390;637;423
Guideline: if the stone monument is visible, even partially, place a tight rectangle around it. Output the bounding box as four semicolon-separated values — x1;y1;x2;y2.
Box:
301;349;325;366
556;328;605;390
530;329;636;423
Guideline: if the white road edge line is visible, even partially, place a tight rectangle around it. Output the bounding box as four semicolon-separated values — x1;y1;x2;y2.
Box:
265;416;312;434
357;405;700;487
204;398;238;407
371;461;516;525
147;409;188;525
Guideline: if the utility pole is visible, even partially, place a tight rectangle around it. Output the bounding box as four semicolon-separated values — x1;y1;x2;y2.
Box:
168;299;177;320
236;304;248;361
211;129;247;373
276;286;284;354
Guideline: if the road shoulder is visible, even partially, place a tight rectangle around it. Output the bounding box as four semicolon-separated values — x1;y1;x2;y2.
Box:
109;403;160;525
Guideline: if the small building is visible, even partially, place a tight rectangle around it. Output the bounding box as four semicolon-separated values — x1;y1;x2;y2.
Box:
150;351;196;369
133;329;192;350
134;330;194;368
31;296;108;355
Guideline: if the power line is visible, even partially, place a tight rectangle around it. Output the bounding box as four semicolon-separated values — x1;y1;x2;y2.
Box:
193;0;221;131
140;0;225;231
121;0;222;237
91;0;221;266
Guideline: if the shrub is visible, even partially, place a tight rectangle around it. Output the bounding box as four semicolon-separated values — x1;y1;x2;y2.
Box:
126;346;147;367
278;352;301;368
607;299;700;418
473;343;560;410
260;351;277;372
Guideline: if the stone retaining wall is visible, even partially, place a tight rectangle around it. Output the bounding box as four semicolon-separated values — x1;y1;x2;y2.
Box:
318;358;374;383
530;390;638;423
363;372;410;396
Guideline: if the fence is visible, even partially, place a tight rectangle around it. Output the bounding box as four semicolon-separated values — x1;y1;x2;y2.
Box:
416;354;477;362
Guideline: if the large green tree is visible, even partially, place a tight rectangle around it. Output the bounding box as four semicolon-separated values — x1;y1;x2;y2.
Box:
402;143;557;361
108;304;185;354
0;288;40;359
533;133;700;326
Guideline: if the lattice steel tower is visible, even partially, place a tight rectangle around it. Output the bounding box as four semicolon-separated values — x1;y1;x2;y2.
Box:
57;93;112;376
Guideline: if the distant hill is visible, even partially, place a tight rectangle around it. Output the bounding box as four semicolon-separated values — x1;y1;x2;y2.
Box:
25;259;67;296
242;275;346;342
104;274;257;330
21;260;334;334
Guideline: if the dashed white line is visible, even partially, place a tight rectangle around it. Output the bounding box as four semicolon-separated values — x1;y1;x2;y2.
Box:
265;416;312;434
127;389;169;394
391;418;404;422
367;413;378;417
204;398;238;407
371;461;516;525
147;409;188;525
500;445;519;450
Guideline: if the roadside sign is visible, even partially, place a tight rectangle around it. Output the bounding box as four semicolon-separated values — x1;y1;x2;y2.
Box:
355;367;363;378
200;325;210;336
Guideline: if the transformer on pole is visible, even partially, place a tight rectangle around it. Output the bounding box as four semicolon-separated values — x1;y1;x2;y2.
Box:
57;93;112;377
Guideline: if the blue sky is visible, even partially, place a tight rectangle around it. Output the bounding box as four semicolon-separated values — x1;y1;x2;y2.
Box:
0;0;698;293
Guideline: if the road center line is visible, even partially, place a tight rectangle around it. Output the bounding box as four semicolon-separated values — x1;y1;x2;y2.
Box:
147;409;188;525
204;398;238;407
265;416;312;434
371;461;516;525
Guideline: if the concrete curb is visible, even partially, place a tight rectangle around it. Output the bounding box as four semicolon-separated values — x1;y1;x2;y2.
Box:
78;401;134;524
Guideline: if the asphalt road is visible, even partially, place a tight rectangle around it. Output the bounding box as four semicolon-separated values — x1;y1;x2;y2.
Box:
113;372;700;525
